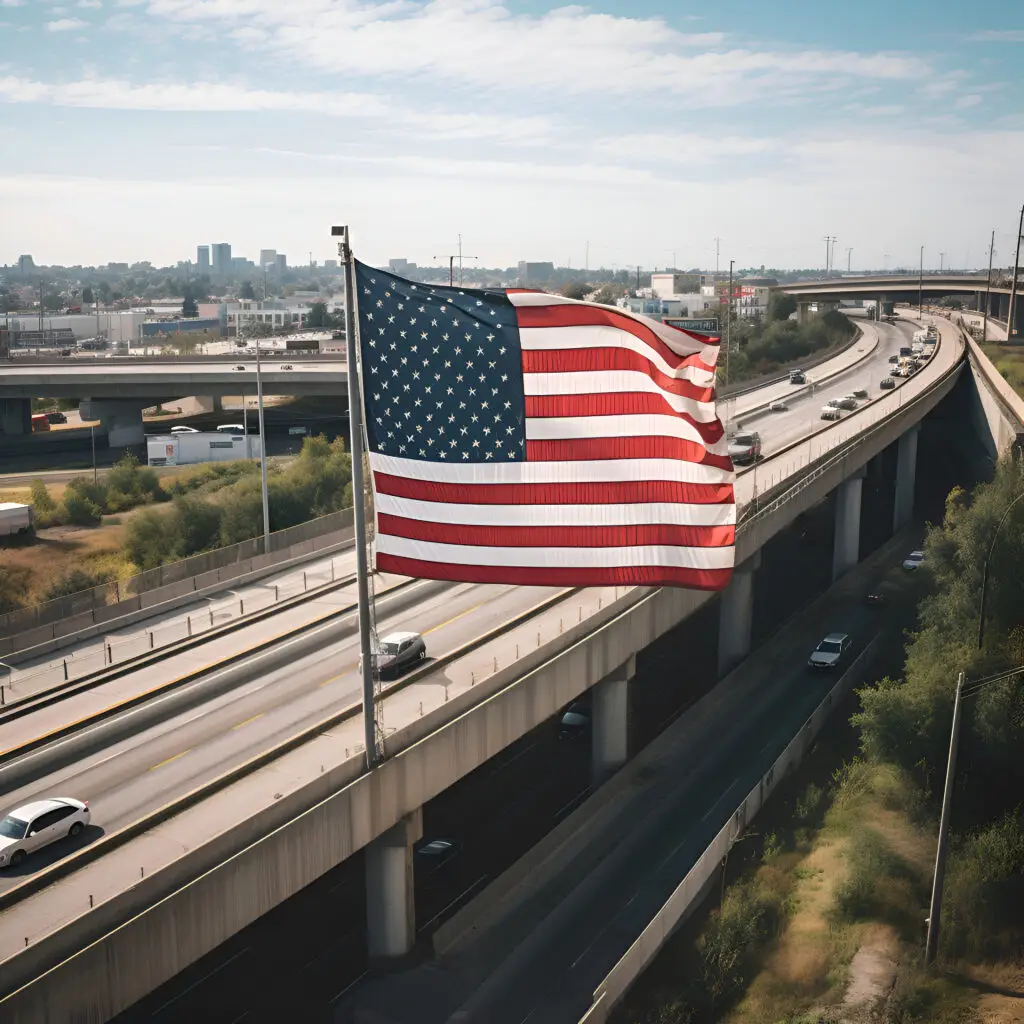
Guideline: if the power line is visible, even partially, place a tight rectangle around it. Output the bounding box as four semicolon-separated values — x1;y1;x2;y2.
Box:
960;663;1024;700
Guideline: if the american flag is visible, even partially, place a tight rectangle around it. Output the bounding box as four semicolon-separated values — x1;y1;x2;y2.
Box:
355;262;735;589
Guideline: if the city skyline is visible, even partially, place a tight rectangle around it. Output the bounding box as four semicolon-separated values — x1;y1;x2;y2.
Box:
0;0;1021;270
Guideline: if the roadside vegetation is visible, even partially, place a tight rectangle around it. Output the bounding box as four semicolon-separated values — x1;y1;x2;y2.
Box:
980;343;1024;398
0;436;352;612
615;461;1024;1024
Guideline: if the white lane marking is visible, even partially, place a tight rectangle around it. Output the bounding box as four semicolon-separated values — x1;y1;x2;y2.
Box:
701;776;740;823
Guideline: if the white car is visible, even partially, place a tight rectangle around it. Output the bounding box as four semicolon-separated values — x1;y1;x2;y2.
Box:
808;633;851;670
170;425;199;433
820;405;841;421
902;550;925;571
768;400;788;412
0;798;90;868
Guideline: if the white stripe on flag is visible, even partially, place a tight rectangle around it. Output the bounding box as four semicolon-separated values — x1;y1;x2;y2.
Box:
524;370;719;420
368;453;734;485
375;493;737;527
376;534;735;570
519;326;715;384
524;413;729;453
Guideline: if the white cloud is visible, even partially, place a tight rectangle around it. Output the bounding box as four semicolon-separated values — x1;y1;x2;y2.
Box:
118;0;933;106
969;29;1024;42
46;16;86;29
954;94;983;109
77;0;103;8
0;0;26;7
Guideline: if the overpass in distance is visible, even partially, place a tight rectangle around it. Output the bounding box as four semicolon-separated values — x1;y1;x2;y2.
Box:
0;309;1020;1023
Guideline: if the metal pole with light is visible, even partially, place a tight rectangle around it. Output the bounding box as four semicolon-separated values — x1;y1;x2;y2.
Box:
983;230;995;343
725;259;734;387
1007;205;1023;342
90;425;97;485
919;245;924;315
334;225;378;768
254;334;271;555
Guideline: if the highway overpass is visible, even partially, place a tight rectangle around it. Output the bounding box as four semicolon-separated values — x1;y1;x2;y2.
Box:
0;311;1017;1023
778;274;1020;336
0;355;348;444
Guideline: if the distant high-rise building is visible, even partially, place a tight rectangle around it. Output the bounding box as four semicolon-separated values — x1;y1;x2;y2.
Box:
517;261;554;285
211;243;232;276
197;245;210;271
17;254;35;274
275;254;286;274
259;249;277;270
389;258;416;274
324;259;339;270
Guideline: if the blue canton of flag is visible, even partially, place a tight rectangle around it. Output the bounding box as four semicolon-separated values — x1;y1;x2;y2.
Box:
357;267;527;463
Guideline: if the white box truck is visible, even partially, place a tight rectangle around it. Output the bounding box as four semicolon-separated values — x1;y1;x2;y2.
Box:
0;502;34;537
146;432;263;467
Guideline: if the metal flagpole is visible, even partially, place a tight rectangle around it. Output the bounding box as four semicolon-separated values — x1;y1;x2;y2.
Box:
335;225;379;768
1007;205;1023;342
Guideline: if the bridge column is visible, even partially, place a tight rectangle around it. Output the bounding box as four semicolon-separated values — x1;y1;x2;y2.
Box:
365;808;422;959
591;654;635;785
718;550;761;677
212;394;225;414
832;468;865;581
893;425;920;532
79;398;146;447
0;398;31;435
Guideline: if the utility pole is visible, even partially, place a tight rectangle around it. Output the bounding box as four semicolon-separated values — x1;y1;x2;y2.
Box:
726;259;734;387
939;251;946;273
585;240;589;274
254;335;271;556
919;245;924;315
831;237;839;275
714;237;721;274
434;251;476;287
983;230;995;342
846;247;853;273
1007;205;1023;342
925;672;964;965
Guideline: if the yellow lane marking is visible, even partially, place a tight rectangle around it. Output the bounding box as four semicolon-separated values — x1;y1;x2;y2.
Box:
149;749;190;771
232;713;264;731
320;663;357;687
422;600;492;637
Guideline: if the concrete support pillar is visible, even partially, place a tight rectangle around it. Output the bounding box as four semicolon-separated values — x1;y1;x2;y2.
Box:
893;425;920;533
79;398;146;447
832;468;865;581
591;653;635;785
212;394;225;413
718;550;761;678
365;808;422;959
0;397;31;435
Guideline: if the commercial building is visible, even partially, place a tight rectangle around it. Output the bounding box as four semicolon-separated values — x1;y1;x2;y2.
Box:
276;254;287;274
259;249;278;270
224;298;343;336
211;243;232;276
16;255;35;274
147;431;263;468
4;311;145;345
518;261;555;285
718;276;778;319
388;259;417;275
619;296;714;319
197;246;210;271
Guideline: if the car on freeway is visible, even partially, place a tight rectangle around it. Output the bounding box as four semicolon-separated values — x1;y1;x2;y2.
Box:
234;364;247;371
0;798;90;868
866;592;886;606
170;425;199;433
414;838;460;869
820;405;841;421
377;631;426;677
851;387;868;399
888;355;900;364
879;376;896;390
727;431;762;465
837;395;859;410
281;364;293;370
808;633;852;670
789;370;806;385
902;550;925;571
45;411;67;424
768;400;788;412
287;425;308;437
559;701;590;739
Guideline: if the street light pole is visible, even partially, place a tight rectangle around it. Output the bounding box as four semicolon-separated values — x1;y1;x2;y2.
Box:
90;425;97;485
977;489;1024;650
925;671;964;965
983;230;995;342
1007;205;1023;342
919;245;924;315
725;259;734;387
254;335;271;554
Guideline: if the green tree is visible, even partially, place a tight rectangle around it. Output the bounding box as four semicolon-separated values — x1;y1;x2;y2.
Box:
306;301;334;328
766;291;797;323
126;508;180;569
559;282;589;301
182;289;199;318
592;283;624;306
170;494;223;555
82;286;94;305
29;479;58;527
240;281;256;300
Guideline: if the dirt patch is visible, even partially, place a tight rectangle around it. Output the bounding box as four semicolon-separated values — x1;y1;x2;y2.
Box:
963;963;1024;1023
842;924;899;1020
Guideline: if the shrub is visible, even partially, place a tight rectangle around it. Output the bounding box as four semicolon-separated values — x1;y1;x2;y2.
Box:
29;479;60;527
125;508;180;570
43;567;116;601
63;482;103;526
0;562;31;614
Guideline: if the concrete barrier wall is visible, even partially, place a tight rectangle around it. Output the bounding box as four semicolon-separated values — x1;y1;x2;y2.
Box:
586;636;882;1022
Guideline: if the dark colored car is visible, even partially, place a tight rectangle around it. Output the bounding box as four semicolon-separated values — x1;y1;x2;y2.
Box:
727;431;762;465
45;411;67;424
377;631;426;677
414;838;460;870
234;364;247;371
879;376;896;390
789;370;806;385
558;701;590;739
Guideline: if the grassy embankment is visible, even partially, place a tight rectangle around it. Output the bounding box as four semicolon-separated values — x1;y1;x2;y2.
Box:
615;464;1024;1024
981;343;1024;398
0;437;351;614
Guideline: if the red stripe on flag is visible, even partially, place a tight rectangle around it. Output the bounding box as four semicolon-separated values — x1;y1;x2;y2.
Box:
373;473;735;507
525;393;724;444
516;302;719;366
377;514;735;550
522;348;714;402
527;437;734;472
376;553;733;590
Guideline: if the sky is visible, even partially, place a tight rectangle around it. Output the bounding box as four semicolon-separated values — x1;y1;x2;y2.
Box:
1;0;1023;272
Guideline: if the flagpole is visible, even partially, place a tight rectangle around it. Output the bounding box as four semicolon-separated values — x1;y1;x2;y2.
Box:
335;225;378;769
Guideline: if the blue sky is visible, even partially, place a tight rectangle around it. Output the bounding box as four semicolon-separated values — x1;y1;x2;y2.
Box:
1;0;1022;271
